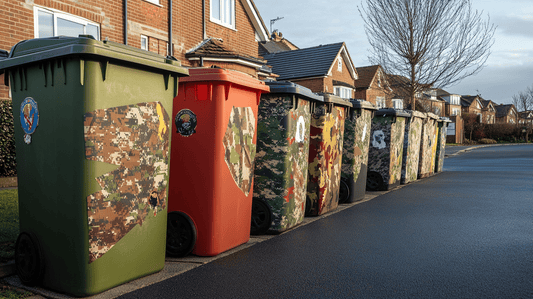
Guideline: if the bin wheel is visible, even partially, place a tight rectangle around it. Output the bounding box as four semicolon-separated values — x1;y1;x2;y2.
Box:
15;232;44;286
250;199;271;235
366;171;384;191
166;211;196;257
305;197;312;216
339;179;350;204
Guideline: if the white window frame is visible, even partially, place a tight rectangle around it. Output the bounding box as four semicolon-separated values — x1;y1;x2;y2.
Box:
392;99;403;109
337;57;342;72
143;0;160;5
334;86;352;99
141;35;148;51
376;97;386;109
210;0;235;29
34;6;100;40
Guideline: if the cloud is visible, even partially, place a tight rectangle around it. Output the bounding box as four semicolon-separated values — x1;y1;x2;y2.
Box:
493;15;533;38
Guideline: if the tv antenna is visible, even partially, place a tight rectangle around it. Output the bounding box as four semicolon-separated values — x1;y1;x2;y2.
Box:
270;17;284;34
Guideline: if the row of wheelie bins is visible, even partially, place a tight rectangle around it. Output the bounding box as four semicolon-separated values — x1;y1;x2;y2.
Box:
0;36;449;296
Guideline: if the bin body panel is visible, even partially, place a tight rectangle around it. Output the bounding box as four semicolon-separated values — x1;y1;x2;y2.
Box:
306;104;346;216
368;115;406;190
418;117;438;178
401;114;424;184
6;40;182;295
253;95;312;232
168;69;267;256
341;108;373;202
435;121;448;173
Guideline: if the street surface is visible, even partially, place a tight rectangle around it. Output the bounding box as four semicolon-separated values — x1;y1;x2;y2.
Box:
117;145;531;298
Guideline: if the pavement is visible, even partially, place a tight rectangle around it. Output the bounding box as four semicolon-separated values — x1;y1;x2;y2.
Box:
0;142;527;298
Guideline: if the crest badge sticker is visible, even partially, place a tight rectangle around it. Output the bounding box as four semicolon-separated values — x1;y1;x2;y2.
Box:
175;109;197;137
20;97;39;144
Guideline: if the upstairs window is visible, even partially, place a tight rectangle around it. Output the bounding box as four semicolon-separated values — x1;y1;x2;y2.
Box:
211;0;235;29
376;97;386;109
34;6;100;40
337;57;342;72
141;35;148;51
334;86;352;99
392;99;403;109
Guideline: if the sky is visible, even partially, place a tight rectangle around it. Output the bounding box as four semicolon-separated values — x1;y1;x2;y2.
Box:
254;0;533;105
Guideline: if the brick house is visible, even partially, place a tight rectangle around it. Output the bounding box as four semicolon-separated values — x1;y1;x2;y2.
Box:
0;0;272;101
258;31;298;57
519;110;533;126
461;95;484;122
261;42;358;98
421;90;446;116
353;65;395;109
436;89;461;117
495;104;519;125
480;99;496;124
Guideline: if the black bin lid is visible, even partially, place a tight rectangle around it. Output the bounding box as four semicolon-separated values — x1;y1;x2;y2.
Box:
264;80;324;103
315;92;353;108
374;108;411;118
349;99;377;111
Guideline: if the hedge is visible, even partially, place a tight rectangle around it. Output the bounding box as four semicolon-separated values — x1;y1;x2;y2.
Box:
0;100;16;177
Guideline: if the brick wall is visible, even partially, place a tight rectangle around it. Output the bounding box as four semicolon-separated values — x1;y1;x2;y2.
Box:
290;78;326;94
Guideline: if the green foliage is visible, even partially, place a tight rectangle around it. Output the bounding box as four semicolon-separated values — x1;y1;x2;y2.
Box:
0;100;16;177
0;284;32;298
478;138;497;144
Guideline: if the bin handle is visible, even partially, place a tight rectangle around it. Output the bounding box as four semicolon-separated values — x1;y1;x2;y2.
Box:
224;82;231;101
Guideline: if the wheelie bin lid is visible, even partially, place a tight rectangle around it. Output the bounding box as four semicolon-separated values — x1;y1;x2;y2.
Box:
349;99;377;110
315;92;353;108
263;80;324;103
425;112;440;120
405;110;427;119
374;108;410;118
439;117;452;123
0;35;189;76
179;67;270;93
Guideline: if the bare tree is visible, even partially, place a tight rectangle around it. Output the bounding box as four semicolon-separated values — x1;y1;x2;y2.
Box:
512;84;533;112
360;0;496;110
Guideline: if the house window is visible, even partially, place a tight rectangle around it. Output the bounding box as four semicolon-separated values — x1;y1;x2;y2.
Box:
337;57;342;72
34;6;100;40
141;35;148;51
210;0;235;29
143;0;160;5
376;97;386;109
334;86;352;99
392;99;403;109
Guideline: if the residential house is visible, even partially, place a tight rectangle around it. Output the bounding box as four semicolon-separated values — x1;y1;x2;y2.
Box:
0;0;272;101
480;99;497;124
258;31;298;56
461;95;484;122
519;110;533;126
421;90;446;116
495;104;519;125
436;89;461;117
353;65;393;109
261;42;358;98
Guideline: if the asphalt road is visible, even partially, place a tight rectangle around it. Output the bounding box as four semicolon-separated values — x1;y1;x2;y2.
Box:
120;145;533;299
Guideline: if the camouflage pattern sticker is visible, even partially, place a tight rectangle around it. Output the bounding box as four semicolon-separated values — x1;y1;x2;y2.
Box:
306;105;346;216
223;106;257;196
401;116;423;184
253;96;311;231
368;116;406;188
418;118;437;178
435;123;447;173
342;109;372;184
84;102;170;263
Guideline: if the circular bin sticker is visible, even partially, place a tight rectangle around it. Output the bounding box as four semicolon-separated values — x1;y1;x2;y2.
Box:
175;109;197;137
20;97;39;144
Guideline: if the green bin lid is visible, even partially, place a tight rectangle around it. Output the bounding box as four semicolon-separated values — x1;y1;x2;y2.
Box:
0;35;189;76
315;92;353;108
264;80;324;103
374;108;410;118
349;99;377;110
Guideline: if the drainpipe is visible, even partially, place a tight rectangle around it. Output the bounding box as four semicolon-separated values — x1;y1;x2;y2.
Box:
124;0;128;45
202;0;207;39
169;0;173;56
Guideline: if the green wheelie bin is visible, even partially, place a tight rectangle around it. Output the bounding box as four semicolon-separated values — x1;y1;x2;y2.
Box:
339;99;376;203
251;81;323;234
366;108;410;191
0;36;188;296
400;110;426;184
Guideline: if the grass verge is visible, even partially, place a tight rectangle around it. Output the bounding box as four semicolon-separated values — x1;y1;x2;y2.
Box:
0;189;19;263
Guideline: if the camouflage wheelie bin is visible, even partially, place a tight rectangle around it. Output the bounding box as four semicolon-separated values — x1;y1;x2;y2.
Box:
167;68;269;257
251;81;323;235
366;108;410;191
400;110;426;184
306;93;352;216
0;36;188;296
418;112;439;179
435;117;451;173
339;99;376;203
